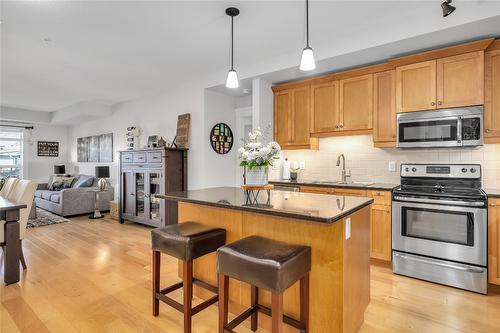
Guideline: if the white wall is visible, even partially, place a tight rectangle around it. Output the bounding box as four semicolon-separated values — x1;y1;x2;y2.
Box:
23;123;68;182
203;90;237;188
276;135;500;188
67;81;207;194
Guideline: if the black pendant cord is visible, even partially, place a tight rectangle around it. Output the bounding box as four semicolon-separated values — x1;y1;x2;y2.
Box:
231;15;234;70
305;0;309;48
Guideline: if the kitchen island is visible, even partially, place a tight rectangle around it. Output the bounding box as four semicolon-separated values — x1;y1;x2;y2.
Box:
157;187;373;333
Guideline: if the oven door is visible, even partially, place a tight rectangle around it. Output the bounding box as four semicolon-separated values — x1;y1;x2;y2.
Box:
397;116;460;148
392;198;487;266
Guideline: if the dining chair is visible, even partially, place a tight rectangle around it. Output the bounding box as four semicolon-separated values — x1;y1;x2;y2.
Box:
0;178;19;198
1;180;37;269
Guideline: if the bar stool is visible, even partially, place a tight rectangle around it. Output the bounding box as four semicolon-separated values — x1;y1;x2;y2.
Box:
217;235;311;333
151;222;226;333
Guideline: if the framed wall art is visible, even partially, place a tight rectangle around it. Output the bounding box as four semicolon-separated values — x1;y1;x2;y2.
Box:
210;123;233;155
77;133;113;162
37;141;59;157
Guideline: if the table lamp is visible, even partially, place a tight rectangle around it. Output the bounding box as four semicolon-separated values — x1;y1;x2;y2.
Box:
54;164;65;175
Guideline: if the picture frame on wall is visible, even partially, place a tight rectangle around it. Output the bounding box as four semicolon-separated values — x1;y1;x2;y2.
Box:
77;133;113;162
37;141;59;157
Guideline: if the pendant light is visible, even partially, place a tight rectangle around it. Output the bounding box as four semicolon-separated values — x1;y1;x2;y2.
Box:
225;7;240;88
300;0;316;71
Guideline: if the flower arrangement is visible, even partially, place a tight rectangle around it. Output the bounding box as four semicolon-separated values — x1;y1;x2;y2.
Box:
238;128;281;169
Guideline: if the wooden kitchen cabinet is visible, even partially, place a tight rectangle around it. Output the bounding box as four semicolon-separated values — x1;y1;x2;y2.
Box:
373;70;397;147
311;80;340;134
273;86;318;150
396;52;484;113
332;188;367;197
339;74;373;132
437;51;484;109
396;60;437;113
299;186;333;194
370;204;392;261
488;198;500;285
485;49;500;143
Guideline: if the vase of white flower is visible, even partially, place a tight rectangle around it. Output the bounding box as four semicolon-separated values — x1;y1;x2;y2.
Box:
238;128;281;186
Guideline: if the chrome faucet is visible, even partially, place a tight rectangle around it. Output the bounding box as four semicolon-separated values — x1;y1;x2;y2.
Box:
336;154;351;183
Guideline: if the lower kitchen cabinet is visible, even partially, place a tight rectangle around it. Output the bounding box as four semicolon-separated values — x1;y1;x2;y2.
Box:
370;204;392;261
299;185;393;261
488;198;500;285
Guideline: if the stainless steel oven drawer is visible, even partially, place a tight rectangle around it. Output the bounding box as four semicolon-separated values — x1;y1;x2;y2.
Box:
393;251;487;294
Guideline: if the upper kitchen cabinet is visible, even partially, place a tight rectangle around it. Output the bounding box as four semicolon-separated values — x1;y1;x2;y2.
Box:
485;48;500;143
436;51;484;109
273;85;318;150
373;70;396;147
396;60;437;113
396;51;484;113
310;80;340;134
339;74;373;132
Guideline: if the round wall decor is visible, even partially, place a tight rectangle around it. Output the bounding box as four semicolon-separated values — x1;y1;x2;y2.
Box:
210;123;233;154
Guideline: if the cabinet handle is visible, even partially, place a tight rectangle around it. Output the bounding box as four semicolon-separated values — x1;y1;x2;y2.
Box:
486;129;491;133
438;101;442;105
374;192;381;196
339;124;344;128
431;102;436;106
490;204;498;207
335;125;339;129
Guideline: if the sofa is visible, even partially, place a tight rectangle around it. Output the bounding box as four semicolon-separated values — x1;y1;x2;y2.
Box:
35;174;114;217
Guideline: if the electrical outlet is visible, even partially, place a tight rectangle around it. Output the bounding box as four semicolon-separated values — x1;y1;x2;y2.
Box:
388;161;397;172
345;218;351;240
299;161;306;170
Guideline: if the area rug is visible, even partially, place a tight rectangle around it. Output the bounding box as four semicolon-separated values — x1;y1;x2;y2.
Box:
27;208;70;228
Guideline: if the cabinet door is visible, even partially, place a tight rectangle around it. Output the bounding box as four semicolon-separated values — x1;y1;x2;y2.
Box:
437;51;484;108
291;86;311;145
274;91;291;147
489;199;500;285
485;49;500;140
311;81;340;133
121;171;135;216
135;172;146;218
371;205;392;261
300;186;333;194
373;70;396;146
146;171;162;226
396;60;437;112
339;74;373;131
331;188;367;197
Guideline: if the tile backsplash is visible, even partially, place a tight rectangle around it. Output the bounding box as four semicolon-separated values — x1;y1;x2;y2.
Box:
270;135;500;188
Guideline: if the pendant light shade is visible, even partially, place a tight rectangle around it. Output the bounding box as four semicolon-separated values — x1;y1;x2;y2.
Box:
225;7;240;88
300;0;315;71
300;47;316;71
226;69;239;88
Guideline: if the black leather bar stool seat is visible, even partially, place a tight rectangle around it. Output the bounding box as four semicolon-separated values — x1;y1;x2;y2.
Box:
151;222;226;333
217;235;311;333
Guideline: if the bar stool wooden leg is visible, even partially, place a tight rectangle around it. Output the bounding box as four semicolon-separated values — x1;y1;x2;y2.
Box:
300;273;310;333
218;273;229;333
183;261;193;333
251;285;259;331
152;250;160;316
271;292;284;333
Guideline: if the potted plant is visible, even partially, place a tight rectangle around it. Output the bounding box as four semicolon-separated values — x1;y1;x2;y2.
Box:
238;128;281;186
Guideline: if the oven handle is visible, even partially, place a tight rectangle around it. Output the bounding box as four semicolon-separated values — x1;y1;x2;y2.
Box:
394;253;485;274
393;196;485;207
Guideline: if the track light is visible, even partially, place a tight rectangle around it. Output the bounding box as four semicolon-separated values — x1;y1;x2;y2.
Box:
441;0;456;17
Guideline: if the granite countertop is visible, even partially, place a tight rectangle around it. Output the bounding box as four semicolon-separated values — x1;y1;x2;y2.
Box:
156;187;373;224
269;179;399;191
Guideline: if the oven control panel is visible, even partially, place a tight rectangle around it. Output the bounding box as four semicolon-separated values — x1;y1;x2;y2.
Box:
401;164;481;178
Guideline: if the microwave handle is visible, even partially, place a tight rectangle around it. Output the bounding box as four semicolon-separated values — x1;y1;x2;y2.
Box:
457;117;462;144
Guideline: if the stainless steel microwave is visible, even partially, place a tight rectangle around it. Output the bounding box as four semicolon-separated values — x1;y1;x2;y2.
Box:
396;106;483;148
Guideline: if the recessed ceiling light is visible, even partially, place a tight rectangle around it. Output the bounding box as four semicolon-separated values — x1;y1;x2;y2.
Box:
242;88;251;94
43;37;52;44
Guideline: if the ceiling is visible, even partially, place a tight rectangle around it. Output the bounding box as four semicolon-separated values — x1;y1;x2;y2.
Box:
2;1;500;112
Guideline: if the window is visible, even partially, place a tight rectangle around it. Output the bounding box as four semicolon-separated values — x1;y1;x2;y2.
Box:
0;130;23;178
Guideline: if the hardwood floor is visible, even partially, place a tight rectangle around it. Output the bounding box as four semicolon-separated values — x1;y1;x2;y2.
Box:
1;215;499;333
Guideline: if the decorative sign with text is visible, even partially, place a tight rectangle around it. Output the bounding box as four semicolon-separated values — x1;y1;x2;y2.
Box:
37;141;59;157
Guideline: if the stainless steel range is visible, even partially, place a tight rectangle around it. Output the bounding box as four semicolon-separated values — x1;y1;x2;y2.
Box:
392;164;488;294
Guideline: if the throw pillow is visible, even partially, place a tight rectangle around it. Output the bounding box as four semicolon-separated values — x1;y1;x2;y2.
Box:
73;175;95;188
49;176;75;191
